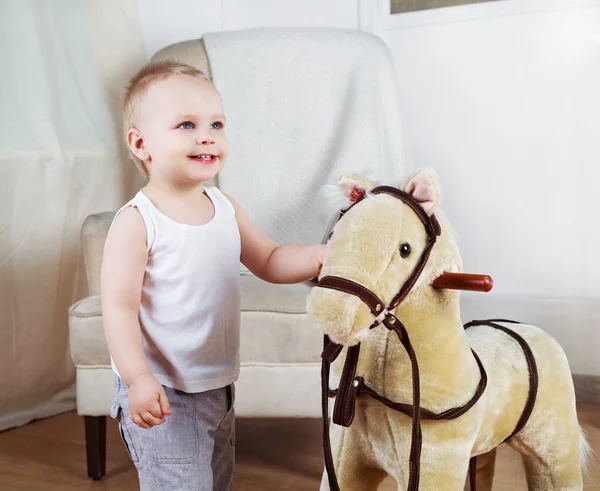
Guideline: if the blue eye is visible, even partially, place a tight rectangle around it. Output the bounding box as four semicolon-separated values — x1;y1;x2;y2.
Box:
211;121;224;130
179;121;194;130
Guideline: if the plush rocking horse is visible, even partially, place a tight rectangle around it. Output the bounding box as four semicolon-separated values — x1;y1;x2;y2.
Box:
306;168;589;491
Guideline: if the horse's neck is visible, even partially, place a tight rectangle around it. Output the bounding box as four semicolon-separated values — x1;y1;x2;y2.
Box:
360;293;482;410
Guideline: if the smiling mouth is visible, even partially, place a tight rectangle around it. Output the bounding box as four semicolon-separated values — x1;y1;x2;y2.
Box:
188;154;218;164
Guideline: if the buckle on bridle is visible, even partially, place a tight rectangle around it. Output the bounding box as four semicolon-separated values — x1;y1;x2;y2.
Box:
374;308;389;325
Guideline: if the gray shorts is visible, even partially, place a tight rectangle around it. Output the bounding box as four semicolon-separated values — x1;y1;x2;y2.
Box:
110;376;235;491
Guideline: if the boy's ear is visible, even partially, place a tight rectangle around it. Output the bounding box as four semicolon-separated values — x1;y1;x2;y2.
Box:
127;128;150;161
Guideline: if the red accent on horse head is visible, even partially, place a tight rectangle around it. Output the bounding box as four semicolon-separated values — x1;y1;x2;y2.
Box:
350;188;365;201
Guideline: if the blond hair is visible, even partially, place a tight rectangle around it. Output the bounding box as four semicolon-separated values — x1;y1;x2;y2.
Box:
123;59;212;176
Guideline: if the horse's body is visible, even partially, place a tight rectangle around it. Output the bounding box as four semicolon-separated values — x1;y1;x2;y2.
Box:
307;169;587;491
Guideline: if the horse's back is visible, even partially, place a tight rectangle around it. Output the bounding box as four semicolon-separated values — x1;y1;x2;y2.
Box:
465;319;571;381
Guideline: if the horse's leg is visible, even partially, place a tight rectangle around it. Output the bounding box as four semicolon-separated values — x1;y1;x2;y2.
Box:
507;335;585;491
517;441;583;491
507;395;584;489
320;423;387;491
463;449;497;491
512;430;584;491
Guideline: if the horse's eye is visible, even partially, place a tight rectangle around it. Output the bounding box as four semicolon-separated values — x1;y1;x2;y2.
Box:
399;243;411;258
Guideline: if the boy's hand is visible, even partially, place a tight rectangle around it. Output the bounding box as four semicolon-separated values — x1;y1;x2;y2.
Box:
315;244;326;276
128;373;171;429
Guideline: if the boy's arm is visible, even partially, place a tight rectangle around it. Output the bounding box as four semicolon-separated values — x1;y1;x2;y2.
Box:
101;207;171;428
100;207;151;386
225;194;324;284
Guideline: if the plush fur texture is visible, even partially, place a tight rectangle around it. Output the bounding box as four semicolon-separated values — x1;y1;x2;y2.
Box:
307;168;587;490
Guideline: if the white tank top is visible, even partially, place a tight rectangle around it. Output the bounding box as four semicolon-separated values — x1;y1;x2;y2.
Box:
109;186;241;393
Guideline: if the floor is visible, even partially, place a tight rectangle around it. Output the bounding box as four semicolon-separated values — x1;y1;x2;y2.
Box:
0;405;597;490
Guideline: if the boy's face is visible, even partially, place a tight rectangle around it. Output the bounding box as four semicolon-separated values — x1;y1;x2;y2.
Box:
132;75;229;185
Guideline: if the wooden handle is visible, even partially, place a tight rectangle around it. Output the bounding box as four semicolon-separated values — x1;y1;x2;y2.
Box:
432;272;494;292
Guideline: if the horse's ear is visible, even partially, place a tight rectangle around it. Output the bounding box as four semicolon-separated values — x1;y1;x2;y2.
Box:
401;168;441;215
337;173;376;204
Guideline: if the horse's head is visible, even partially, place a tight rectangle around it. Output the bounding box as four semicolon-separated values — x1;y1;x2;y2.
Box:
307;168;463;346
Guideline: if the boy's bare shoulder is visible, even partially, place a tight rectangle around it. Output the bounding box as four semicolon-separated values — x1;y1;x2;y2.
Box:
222;192;239;208
102;206;147;304
106;206;147;248
102;206;147;295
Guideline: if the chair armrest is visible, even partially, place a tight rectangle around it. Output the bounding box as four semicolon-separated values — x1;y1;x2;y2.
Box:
81;211;115;297
68;295;109;366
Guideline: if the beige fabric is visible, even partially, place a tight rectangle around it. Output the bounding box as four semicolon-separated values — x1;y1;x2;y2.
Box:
234;365;322;417
82;214;116;297
0;383;77;431
239;311;321;364
83;0;150;198
69;297;109;367
240;275;314;313
0;0;147;431
75;368;116;417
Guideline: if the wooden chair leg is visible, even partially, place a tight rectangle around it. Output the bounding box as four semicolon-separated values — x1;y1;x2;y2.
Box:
84;415;106;480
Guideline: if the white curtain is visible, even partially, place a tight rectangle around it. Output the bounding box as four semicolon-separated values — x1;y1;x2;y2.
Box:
0;0;147;431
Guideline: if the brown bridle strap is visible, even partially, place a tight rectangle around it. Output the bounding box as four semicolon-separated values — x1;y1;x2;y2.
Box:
371;186;442;238
464;319;539;440
316;276;386;317
357;348;487;420
321;336;341;491
383;315;422;490
332;344;362;427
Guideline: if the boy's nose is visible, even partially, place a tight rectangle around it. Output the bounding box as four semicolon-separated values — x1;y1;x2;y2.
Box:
196;136;215;145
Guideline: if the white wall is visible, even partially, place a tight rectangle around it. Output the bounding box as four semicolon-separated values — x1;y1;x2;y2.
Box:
137;0;360;58
136;0;222;58
381;0;600;298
